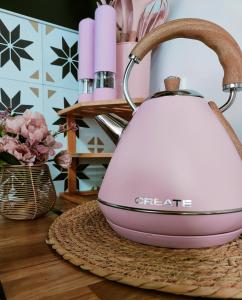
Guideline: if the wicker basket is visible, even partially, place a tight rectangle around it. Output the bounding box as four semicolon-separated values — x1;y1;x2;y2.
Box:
0;164;56;220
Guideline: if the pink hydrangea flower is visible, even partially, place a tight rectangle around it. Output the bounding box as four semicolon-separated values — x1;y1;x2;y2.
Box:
44;134;62;156
21;110;49;145
5;115;25;135
54;150;72;169
31;134;62;163
0;136;36;165
30;146;49;164
0;110;68;166
13;144;36;165
1;136;19;153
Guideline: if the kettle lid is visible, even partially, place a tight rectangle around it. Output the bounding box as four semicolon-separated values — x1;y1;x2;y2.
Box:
150;76;204;99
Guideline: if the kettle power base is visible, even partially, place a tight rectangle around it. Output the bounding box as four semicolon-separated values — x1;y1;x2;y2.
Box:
47;201;242;299
108;219;242;249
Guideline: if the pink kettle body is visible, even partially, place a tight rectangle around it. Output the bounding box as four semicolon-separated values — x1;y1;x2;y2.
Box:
98;96;242;248
98;18;242;248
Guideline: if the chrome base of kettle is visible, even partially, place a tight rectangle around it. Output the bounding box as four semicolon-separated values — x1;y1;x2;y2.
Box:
108;220;242;249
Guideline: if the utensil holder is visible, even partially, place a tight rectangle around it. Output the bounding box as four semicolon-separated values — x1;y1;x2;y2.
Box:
116;42;151;99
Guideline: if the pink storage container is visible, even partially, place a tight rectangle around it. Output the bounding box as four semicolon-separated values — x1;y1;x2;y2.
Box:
116;42;151;99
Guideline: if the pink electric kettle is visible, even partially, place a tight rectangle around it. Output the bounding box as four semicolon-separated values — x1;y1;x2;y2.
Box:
97;18;242;248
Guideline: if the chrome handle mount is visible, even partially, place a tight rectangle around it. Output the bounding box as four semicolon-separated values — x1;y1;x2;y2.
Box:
123;56;240;113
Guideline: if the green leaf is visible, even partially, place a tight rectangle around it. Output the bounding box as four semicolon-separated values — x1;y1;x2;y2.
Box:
0;152;21;165
0;159;6;168
0;127;4;137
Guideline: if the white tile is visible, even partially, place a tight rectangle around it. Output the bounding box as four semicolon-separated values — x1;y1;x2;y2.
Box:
42;86;115;193
0;11;43;84
48;162;67;194
74;165;107;192
42;24;78;90
0;9;115;194
43;86;89;152
80;118;116;153
0;78;43;114
49;161;99;193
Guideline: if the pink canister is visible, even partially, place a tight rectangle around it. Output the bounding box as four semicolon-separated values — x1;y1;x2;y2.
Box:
116;42;151;99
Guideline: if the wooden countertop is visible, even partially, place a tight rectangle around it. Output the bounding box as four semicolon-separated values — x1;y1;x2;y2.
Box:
0;198;203;300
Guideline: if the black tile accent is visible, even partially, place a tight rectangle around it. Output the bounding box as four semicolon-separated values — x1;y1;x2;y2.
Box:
52;98;89;139
0;19;33;71
0;89;33;115
53;163;89;191
11;25;20;43
51;37;78;80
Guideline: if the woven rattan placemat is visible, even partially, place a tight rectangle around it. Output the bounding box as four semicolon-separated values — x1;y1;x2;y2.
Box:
47;201;242;299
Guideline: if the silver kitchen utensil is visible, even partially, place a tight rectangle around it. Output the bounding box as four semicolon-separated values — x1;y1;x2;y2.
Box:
138;0;169;41
129;0;153;41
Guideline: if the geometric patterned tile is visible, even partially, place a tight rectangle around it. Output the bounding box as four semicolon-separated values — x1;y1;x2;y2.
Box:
49;163;106;193
82;165;107;189
81;118;116;153
87;136;105;153
42;24;78;90
0;11;43;84
0;8;115;194
52;163;89;192
42;86;88;152
0;77;43;115
48;162;66;194
42;89;115;193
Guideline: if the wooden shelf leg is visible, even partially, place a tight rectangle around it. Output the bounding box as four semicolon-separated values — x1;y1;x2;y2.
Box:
67;116;77;193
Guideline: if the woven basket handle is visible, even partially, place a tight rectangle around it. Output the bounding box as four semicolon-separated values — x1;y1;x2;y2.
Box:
131;18;242;88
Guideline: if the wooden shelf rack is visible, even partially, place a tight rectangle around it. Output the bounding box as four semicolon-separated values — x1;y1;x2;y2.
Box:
71;152;112;164
59;98;143;203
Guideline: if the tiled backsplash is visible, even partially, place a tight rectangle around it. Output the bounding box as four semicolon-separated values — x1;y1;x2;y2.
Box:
0;8;115;193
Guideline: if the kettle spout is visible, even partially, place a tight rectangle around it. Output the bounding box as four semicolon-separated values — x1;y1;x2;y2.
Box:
95;114;128;144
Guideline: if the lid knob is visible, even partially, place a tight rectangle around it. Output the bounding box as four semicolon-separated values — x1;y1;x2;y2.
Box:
164;76;181;91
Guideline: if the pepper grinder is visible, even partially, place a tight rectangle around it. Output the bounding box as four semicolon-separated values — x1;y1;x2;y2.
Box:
78;18;95;102
94;5;117;101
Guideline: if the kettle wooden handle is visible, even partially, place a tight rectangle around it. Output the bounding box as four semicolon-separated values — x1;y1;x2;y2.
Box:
131;18;242;88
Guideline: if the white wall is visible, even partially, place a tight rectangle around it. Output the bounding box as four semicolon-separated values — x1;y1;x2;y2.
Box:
150;0;242;140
